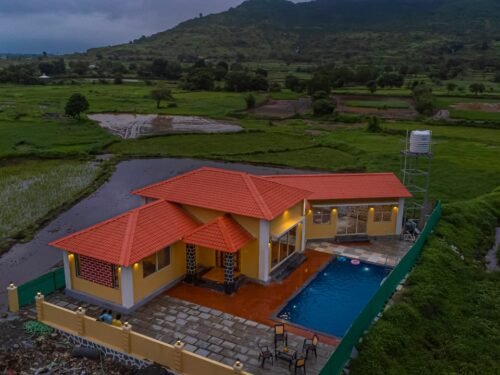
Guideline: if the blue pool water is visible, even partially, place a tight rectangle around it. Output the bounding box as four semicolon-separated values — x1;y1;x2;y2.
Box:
278;258;390;338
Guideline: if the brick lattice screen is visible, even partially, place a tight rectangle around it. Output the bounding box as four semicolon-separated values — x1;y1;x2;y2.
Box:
78;255;115;288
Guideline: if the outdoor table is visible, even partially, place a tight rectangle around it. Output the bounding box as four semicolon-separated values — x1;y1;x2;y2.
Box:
275;347;297;368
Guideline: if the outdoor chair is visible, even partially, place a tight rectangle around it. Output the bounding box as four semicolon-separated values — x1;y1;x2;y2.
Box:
294;357;306;374
303;334;319;359
257;344;274;368
274;324;288;348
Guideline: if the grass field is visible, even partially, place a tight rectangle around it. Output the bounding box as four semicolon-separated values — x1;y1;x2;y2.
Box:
0;159;103;251
1;82;500;373
344;99;411;109
434;96;500;122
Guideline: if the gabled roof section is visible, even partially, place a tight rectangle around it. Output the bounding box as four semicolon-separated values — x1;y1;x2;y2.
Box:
50;200;199;267
132;167;310;220
263;173;412;201
183;214;254;253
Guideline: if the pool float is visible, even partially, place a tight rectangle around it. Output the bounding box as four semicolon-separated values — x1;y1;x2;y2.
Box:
338;256;347;262
351;259;361;265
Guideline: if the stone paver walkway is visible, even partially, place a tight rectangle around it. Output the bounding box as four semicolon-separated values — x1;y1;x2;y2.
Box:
308;237;412;267
46;292;334;374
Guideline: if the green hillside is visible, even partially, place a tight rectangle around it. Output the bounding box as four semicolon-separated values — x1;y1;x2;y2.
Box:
88;0;500;68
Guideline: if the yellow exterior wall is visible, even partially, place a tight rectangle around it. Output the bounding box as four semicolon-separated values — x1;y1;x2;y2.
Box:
183;204;261;280
305;198;400;240
132;241;186;303
270;201;303;237
68;254;122;305
367;206;398;236
197;246;216;268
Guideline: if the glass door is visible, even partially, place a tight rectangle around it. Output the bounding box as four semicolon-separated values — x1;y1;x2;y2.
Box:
337;206;368;235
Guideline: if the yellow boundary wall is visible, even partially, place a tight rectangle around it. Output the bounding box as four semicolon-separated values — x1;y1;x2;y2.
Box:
34;295;251;375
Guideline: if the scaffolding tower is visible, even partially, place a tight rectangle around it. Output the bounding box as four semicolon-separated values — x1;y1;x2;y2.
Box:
400;130;433;226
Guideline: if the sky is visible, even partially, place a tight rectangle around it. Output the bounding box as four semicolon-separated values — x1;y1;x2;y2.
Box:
0;0;305;54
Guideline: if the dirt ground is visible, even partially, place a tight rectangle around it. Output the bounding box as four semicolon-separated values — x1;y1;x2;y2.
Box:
250;98;312;118
452;102;500;112
88;114;242;139
0;312;137;374
335;95;418;120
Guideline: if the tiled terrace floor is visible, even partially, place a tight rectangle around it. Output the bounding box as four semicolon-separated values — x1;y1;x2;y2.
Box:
46;292;334;374
308;237;412;267
167;250;338;345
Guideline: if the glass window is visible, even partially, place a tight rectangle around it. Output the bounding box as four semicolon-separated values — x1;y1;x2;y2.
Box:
374;206;393;222
313;208;331;224
270;225;298;270
143;247;171;278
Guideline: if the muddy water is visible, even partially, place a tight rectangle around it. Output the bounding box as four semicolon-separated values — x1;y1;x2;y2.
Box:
0;158;310;311
88;114;242;139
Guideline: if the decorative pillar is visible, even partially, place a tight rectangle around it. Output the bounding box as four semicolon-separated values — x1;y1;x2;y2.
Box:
185;244;197;283
174;339;185;373
7;283;19;313
35;292;45;321
233;358;244;373
122;322;133;353
75;307;86;336
224;252;235;294
121;266;134;309
63;251;72;290
258;220;270;282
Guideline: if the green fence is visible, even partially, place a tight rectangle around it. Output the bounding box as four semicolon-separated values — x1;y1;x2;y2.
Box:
320;201;442;375
17;267;66;307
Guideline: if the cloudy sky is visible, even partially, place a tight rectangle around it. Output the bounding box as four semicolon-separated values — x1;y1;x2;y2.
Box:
0;0;303;54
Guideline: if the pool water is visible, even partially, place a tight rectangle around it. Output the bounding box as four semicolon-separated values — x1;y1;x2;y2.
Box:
277;258;390;338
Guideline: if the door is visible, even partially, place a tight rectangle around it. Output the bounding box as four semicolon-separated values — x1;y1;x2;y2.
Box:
216;251;240;272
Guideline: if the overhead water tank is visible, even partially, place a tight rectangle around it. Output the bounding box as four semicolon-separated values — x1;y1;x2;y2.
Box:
409;130;431;154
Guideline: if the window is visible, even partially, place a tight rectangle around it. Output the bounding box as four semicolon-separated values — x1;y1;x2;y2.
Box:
313;208;331;224
74;254;119;289
374;206;393;222
143;247;171;278
271;226;298;269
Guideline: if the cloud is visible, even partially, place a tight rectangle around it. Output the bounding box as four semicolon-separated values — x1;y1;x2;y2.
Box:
0;0;261;53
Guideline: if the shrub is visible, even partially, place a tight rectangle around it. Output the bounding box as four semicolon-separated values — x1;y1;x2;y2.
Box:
366;116;382;132
313;99;334;116
113;75;123;85
64;93;89;119
245;93;256;109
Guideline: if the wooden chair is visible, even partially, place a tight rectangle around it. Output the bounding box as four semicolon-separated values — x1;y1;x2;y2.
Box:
274;324;288;349
257;344;274;368
303;334;319;359
294;357;306;374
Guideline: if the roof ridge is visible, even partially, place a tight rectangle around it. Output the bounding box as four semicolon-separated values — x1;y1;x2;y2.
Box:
243;174;274;220
218;215;235;252
119;210;138;266
131;168;208;196
263;172;396;178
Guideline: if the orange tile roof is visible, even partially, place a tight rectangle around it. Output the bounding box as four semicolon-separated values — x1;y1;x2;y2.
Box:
132;167;310;220
50;201;199;266
183;214;255;253
263;173;412;201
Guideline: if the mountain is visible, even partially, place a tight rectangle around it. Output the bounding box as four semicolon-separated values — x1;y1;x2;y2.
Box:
88;0;500;67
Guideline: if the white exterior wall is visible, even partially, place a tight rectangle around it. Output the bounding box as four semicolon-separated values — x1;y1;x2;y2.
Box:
63;251;72;290
120;267;134;308
258;220;270;282
396;198;405;235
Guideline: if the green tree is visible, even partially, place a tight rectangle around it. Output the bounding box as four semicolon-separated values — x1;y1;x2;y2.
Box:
412;84;434;115
493;72;500;83
366;116;382;132
65;93;89;119
367;80;377;94
469;83;485;95
313;99;334;116
244;93;256;109
150;85;174;109
446;82;457;93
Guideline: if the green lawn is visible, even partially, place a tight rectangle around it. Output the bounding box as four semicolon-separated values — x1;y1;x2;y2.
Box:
344;99;411;109
433;96;500;122
0;159;103;252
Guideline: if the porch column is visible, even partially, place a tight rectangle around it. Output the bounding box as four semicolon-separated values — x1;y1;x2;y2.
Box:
121;266;134;309
185;244;197;283
224;253;235;294
258;220;270;282
62;251;72;290
396;198;405;235
300;218;306;252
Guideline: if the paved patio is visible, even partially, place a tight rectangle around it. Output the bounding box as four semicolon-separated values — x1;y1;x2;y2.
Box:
45;292;334;374
308;237;412;267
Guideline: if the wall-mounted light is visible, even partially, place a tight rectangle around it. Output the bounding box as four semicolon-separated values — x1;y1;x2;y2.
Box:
369;207;375;211
133;263;139;269
393;206;398;210
68;253;74;259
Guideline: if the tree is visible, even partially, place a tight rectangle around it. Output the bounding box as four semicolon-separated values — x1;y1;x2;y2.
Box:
366;116;382;132
65;93;89;119
255;68;268;77
245;93;256;109
412;84;434;115
225;71;268;92
183;68;215;91
469;83;485;95
150;85;174;109
493;72;500;83
446;82;457;93
367;80;377;94
313;99;334;116
308;73;331;95
285;75;304;92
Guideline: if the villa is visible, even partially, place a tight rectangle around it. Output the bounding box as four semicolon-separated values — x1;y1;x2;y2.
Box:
50;167;411;313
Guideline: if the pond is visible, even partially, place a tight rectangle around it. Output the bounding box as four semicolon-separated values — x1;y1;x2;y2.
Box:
88;114;242;138
0;158;311;311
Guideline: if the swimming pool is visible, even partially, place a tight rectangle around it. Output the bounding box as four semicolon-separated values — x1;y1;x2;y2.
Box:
277;258;390;338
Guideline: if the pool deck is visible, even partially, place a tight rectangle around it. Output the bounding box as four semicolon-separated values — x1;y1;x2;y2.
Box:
308;237;412;267
167;249;339;346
